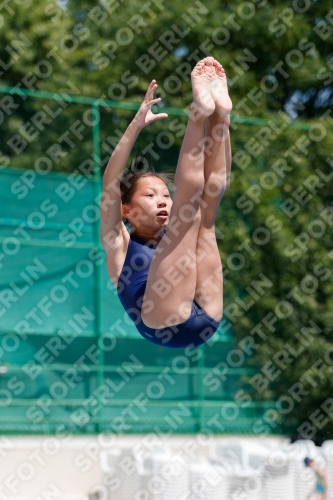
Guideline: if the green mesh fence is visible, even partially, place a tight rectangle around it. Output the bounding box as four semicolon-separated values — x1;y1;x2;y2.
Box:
0;86;291;435
0;167;283;435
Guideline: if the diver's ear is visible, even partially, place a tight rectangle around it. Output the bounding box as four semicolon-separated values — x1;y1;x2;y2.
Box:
122;204;130;219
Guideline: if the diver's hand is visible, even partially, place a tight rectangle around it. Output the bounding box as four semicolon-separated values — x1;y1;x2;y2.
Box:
134;80;168;128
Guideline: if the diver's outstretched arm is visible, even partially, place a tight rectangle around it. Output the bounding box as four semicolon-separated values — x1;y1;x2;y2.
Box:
100;80;168;250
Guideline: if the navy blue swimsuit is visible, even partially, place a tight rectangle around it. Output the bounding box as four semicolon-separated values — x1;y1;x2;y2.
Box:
117;234;220;348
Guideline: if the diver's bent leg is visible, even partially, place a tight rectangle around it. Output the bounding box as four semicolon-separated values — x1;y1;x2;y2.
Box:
194;115;231;320
142;106;207;329
143;58;220;329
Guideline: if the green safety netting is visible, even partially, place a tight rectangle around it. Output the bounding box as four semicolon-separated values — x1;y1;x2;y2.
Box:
0;167;282;435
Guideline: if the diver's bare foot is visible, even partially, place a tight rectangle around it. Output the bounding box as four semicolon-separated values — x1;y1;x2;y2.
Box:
191;59;215;117
211;60;232;119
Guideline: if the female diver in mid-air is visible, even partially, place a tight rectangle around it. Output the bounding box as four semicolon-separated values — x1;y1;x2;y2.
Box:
100;57;232;348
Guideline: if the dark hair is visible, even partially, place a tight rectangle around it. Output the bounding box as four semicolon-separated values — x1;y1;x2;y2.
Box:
120;152;173;223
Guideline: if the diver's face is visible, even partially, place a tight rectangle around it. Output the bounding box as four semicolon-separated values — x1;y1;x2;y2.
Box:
123;176;172;232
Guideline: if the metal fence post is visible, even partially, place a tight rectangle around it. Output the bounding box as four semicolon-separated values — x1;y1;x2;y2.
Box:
92;103;103;433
